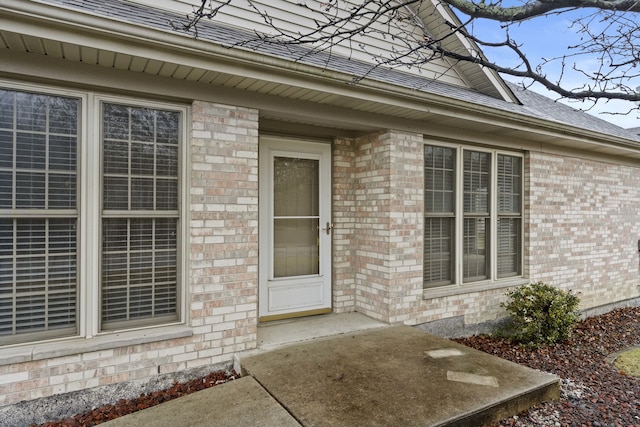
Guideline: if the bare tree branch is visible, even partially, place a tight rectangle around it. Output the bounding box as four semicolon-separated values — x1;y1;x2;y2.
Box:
442;0;640;22
180;0;640;108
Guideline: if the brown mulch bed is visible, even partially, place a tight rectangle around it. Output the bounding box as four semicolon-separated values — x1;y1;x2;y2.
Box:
36;306;640;426
34;370;238;427
455;306;640;426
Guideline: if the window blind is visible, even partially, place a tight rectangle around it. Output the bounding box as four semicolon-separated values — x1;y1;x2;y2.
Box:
0;90;79;345
424;145;455;287
100;103;179;330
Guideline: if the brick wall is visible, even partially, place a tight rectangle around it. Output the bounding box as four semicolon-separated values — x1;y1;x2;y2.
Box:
526;151;640;308
0;101;260;406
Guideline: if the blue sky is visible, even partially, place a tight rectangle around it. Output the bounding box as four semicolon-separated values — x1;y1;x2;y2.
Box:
463;7;640;129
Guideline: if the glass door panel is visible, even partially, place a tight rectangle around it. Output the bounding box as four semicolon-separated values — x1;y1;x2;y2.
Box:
273;157;320;278
274;218;319;277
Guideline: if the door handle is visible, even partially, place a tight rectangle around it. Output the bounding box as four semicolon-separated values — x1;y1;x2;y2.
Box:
322;222;334;235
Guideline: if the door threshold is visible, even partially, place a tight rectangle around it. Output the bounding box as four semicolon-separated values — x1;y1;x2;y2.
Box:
256;312;388;350
259;308;332;323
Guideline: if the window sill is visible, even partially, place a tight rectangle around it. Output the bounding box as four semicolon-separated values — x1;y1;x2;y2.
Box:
423;277;529;299
0;324;193;366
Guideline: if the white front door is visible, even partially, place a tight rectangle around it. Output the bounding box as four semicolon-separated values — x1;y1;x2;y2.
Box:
259;137;332;321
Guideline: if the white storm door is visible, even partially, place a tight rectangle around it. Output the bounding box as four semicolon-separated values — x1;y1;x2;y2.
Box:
259;137;332;321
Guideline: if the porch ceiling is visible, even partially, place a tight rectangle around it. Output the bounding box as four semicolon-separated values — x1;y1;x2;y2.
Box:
1;0;639;161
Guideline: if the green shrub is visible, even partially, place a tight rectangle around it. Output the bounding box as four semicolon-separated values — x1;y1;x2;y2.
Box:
500;282;581;347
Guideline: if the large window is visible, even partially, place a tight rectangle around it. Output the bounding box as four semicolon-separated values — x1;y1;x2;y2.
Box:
424;144;522;289
0;86;183;346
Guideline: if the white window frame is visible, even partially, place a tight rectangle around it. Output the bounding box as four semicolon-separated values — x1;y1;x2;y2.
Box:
423;141;525;295
0;80;190;358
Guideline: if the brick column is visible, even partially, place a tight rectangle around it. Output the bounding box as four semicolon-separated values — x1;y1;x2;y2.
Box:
353;131;424;323
332;138;357;312
189;101;259;357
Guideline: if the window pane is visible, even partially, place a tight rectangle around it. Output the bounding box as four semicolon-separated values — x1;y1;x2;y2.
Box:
0;90;14;129
156;218;177;250
49;173;76;209
16;92;47;132
129;285;153;317
16;133;46;169
497;218;521;278
463;218;489;282
131;142;155;176
17;220;46;255
156;111;180;144
102;287;127;323
0;219;77;344
103;176;129;210
47;288;77;329
101;218;178;328
498;155;521;214
101;250;128;290
157;144;178;177
155;282;177;315
130;251;153;285
0;219;12;257
0;130;13;168
1;89;79;211
0;171;12;208
424;217;454;287
131;177;154;210
102;104;181;214
49;219;76;254
424;146;455;213
103;104;130;140
155;250;177;284
49;135;77;171
156;179;178;210
104;140;129;174
130;108;155;142
273;157;319;217
16;172;45;208
131;219;153;251
463;151;490;214
16;294;46;333
16;255;46;293
48;96;78;135
103;218;128;252
274;218;319;277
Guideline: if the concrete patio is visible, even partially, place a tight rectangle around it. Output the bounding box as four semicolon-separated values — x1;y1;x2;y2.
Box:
103;313;559;426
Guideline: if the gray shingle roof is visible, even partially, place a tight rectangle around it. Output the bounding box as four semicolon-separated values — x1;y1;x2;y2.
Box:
504;83;640;143
40;0;640;144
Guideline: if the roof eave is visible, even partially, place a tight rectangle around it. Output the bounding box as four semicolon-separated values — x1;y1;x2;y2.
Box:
2;0;639;156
